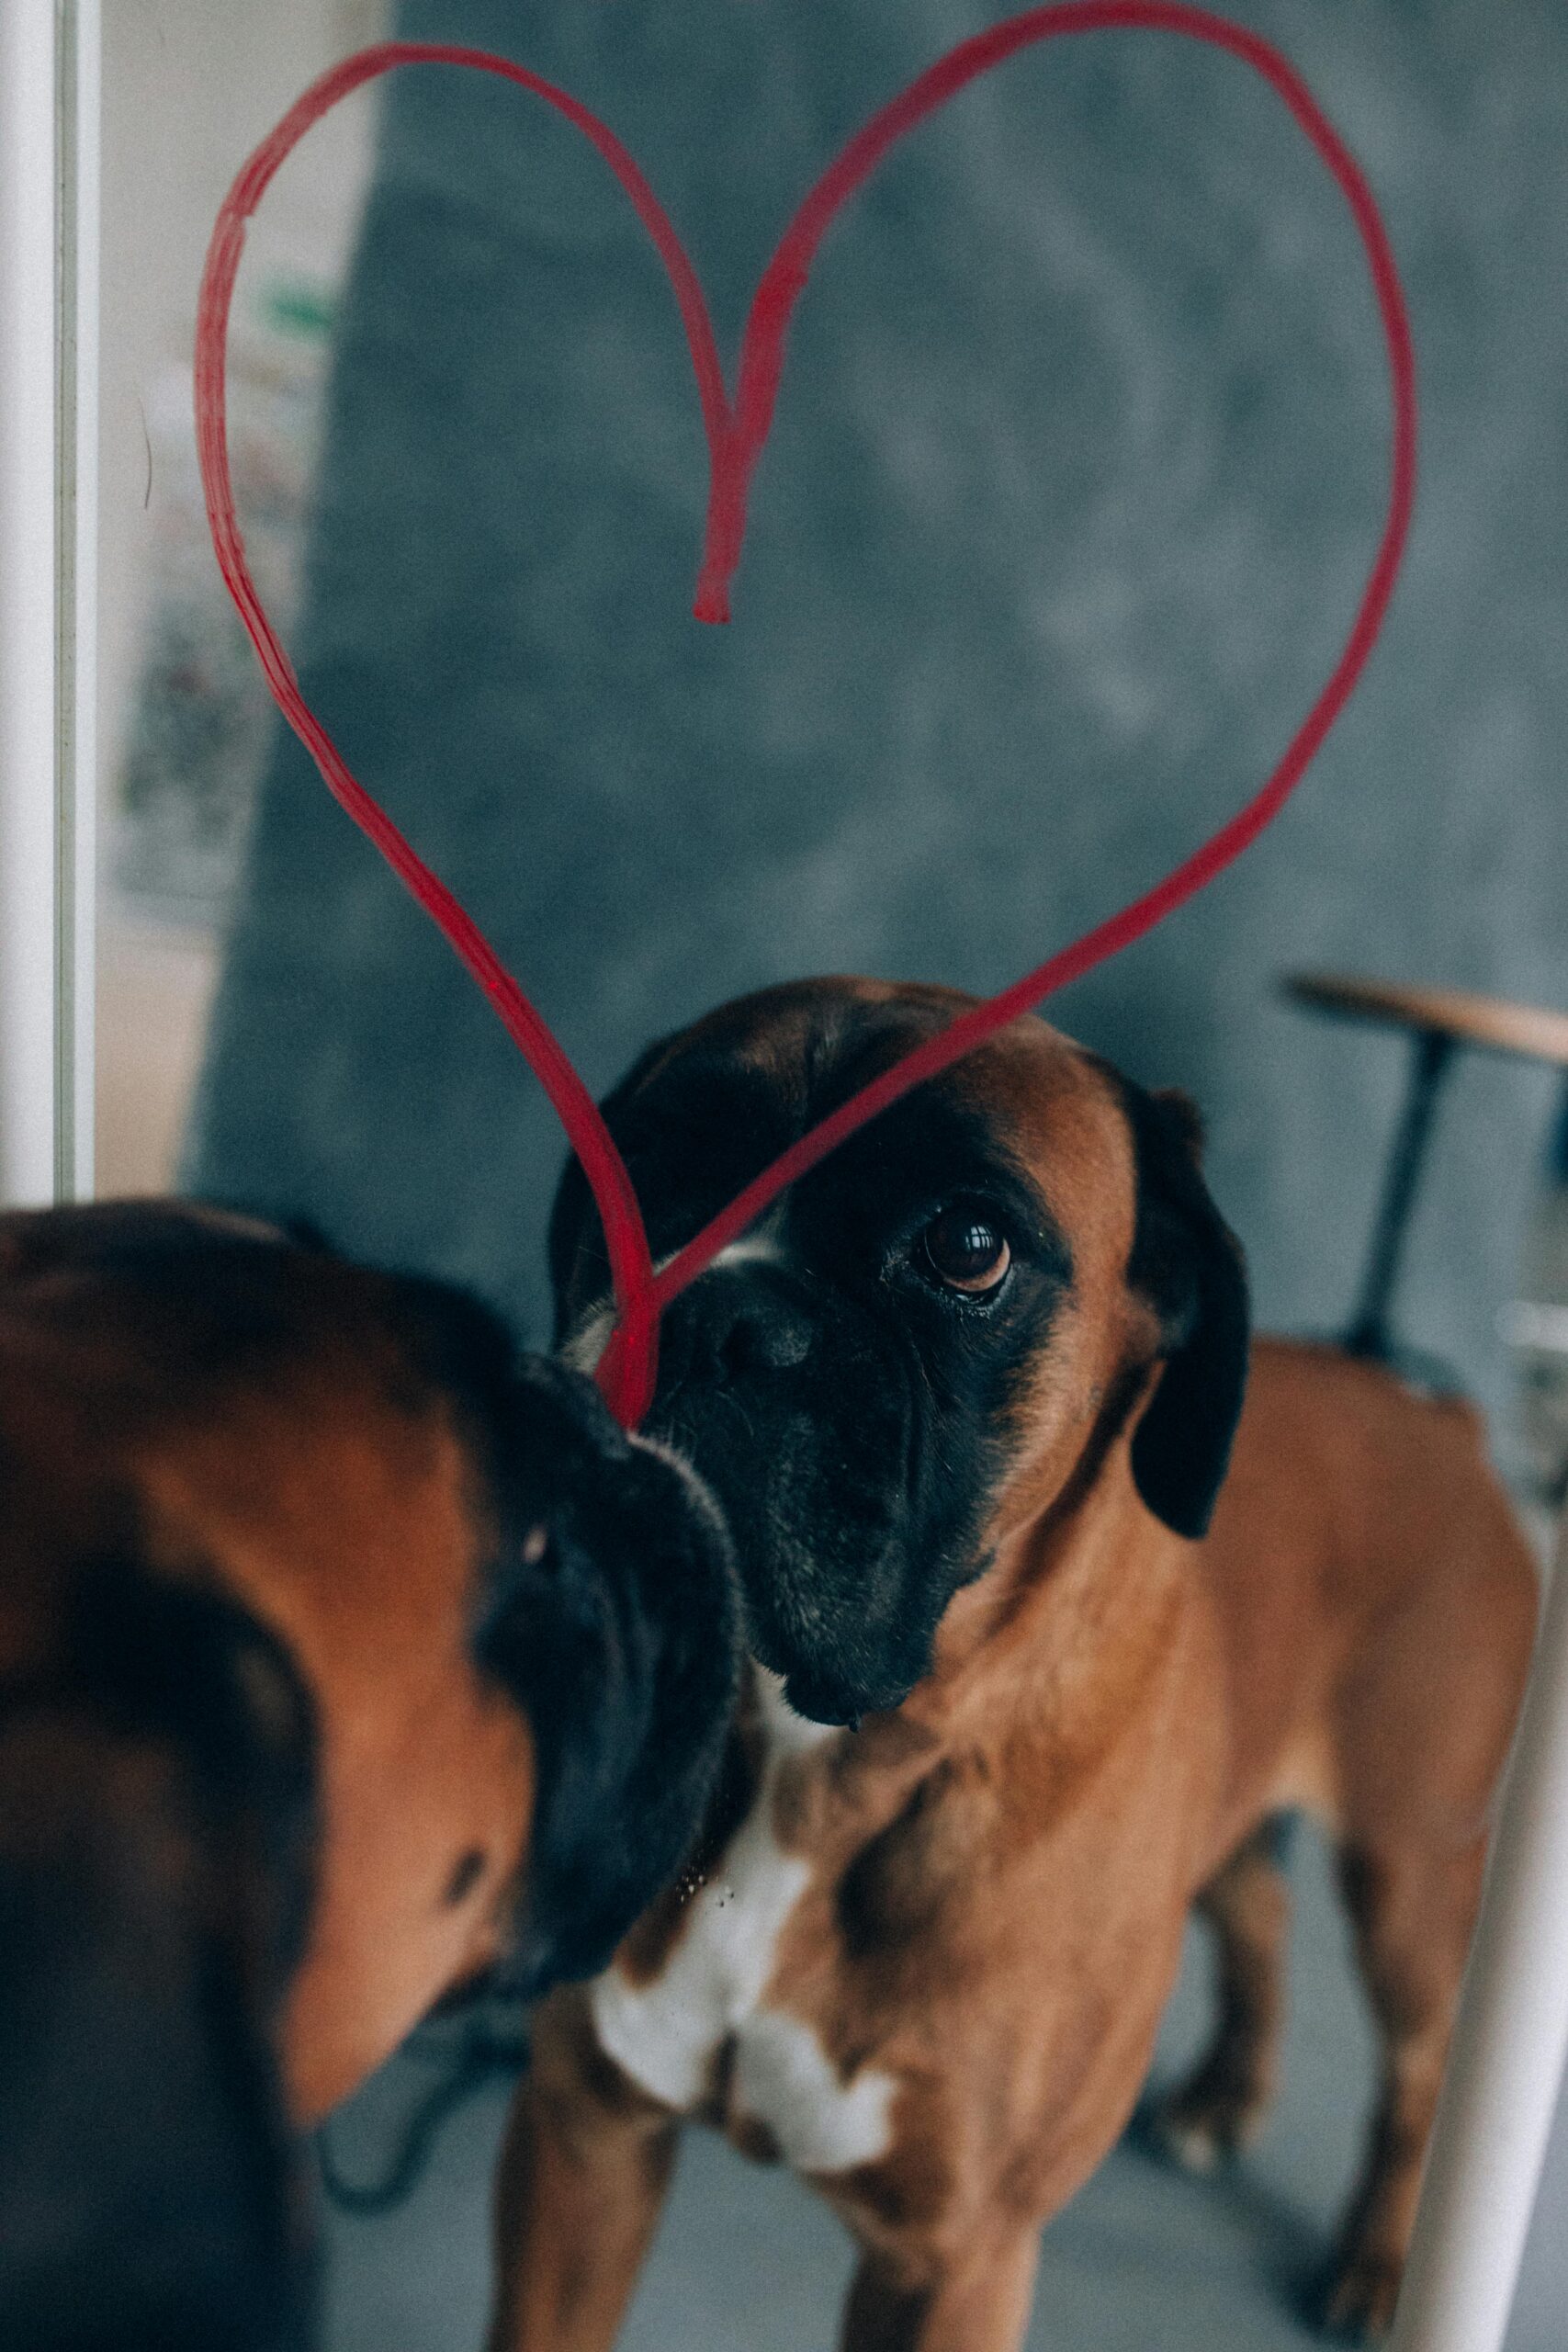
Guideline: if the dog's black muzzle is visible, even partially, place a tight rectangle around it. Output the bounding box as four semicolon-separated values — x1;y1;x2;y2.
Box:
474;1354;739;1992
645;1267;936;1729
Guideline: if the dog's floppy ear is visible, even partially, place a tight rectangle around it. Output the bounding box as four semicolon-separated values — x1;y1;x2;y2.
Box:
1120;1083;1250;1542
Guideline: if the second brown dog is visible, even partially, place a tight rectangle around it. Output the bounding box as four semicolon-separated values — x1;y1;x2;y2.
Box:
492;978;1537;2352
0;1201;738;2352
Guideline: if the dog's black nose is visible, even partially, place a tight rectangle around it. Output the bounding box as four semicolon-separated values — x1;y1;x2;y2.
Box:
677;1267;815;1379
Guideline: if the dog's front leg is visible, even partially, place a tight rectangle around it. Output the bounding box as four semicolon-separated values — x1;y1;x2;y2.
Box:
839;2226;1041;2352
487;1990;677;2352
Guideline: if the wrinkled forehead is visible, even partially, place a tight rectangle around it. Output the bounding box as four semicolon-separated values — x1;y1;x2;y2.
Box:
943;1023;1139;1261
633;980;1137;1252
646;977;971;1118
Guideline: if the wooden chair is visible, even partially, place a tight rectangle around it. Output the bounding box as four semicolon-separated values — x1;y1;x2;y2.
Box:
1284;974;1568;1364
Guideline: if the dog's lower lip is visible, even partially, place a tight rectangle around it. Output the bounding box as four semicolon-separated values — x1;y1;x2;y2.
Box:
784;1672;905;1728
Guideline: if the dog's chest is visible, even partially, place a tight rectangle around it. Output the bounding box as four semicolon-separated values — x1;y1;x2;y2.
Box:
588;1682;897;2176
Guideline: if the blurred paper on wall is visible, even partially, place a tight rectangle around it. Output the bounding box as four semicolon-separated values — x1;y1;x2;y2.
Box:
114;297;331;920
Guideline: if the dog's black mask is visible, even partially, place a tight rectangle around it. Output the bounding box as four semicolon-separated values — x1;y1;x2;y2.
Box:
549;988;1249;1731
548;993;1076;1726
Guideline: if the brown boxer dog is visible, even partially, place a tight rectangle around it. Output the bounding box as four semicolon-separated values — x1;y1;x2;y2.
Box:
491;977;1538;2352
0;1200;738;2352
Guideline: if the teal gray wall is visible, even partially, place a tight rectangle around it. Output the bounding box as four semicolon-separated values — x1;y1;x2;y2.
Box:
187;1;1568;1435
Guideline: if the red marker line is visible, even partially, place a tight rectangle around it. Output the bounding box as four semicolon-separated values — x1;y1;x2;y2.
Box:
196;11;1416;1430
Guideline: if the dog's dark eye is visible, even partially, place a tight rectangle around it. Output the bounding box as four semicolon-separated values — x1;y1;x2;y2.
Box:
917;1207;1012;1296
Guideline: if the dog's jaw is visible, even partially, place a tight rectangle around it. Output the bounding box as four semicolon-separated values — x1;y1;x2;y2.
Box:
751;1662;838;1756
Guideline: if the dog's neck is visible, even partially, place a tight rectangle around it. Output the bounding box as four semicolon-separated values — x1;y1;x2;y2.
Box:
920;1422;1179;1724
774;1415;1186;1847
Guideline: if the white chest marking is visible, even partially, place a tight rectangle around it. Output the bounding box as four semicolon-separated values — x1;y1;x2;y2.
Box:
589;1672;897;2175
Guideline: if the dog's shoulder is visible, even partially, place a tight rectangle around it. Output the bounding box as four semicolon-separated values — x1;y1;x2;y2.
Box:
1212;1335;1537;1615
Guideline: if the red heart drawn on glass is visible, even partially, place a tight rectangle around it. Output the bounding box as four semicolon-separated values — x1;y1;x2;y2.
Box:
195;3;1416;1429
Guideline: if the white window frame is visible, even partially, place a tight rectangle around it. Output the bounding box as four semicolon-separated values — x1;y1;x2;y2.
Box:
0;0;96;1205
0;10;1564;2346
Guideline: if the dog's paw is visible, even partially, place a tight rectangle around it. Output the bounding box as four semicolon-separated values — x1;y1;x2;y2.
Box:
1319;2248;1403;2344
1143;2077;1264;2174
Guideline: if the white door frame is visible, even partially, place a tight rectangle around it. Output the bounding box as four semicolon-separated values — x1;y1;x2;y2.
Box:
0;0;96;1205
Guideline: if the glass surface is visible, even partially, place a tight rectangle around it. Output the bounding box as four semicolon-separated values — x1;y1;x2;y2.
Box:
94;0;381;1191
81;12;1568;2352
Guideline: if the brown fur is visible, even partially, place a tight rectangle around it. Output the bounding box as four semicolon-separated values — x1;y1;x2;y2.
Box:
0;1203;535;2124
491;986;1538;2352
